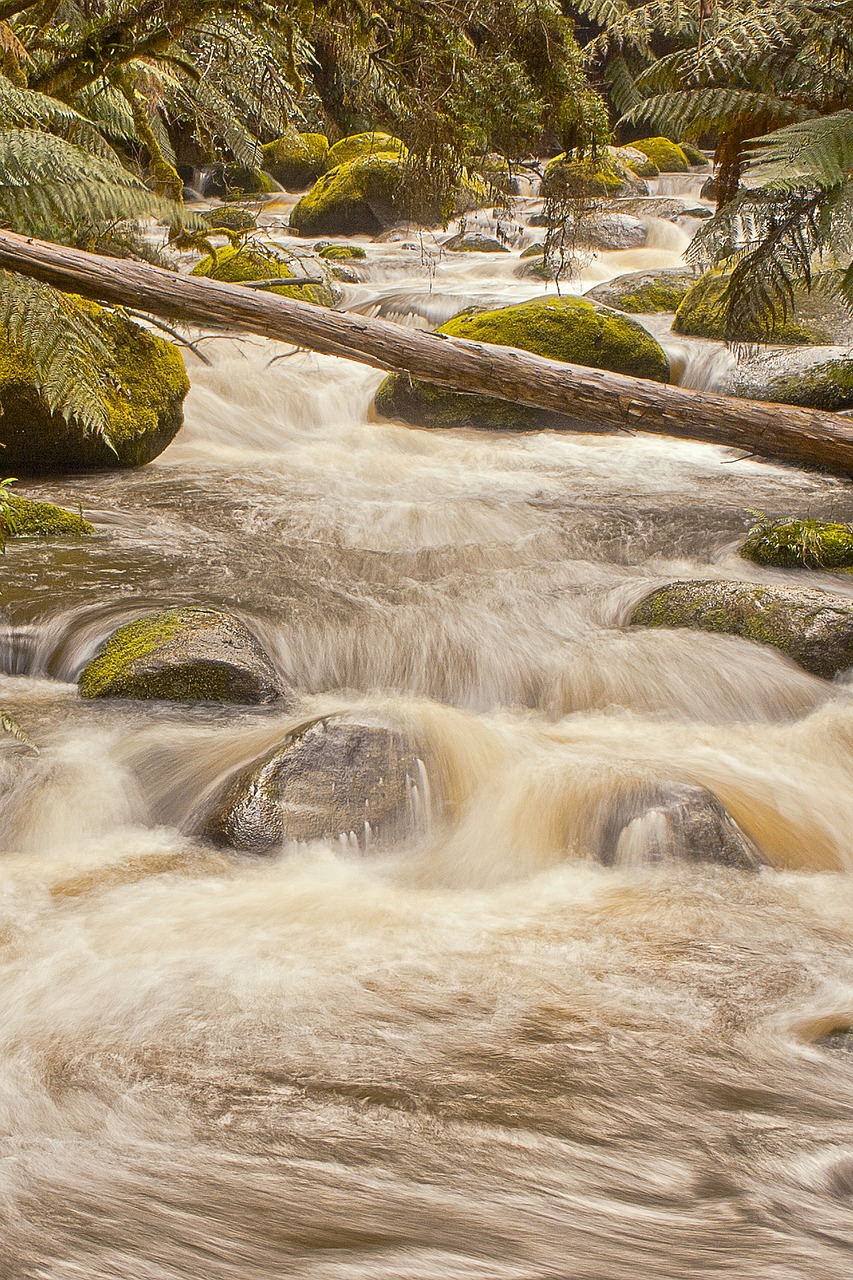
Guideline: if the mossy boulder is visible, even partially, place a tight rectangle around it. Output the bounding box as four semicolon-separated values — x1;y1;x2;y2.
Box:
585;267;697;314
190;243;337;307
597;780;765;869
203;714;424;852
541;153;638;200
374;295;670;431
673;273;821;344
79;606;282;703
315;242;366;260
0;302;189;476
610;145;659;179
630;580;853;679
727;346;853;411
631;137;691;173
206;164;276;198
739;519;853;571
679;141;708;167
325;132;406;169
3;491;93;537
261;132;329;190
200;206;257;233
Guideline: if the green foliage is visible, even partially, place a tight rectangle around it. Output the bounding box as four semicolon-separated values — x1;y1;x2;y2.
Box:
740;517;853;570
190;242;338;307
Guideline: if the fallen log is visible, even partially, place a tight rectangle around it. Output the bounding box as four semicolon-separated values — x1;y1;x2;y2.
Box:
0;229;852;476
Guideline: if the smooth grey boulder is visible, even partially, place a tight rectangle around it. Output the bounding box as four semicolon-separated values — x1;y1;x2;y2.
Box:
612;196;692;221
726;346;853;412
630;580;853;679
203;714;427;853
443;232;509;253
597;781;765;870
585;266;697;314
79;606;282;703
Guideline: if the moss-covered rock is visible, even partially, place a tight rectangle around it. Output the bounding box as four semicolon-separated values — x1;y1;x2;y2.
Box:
206;164;276;198
79;606;282;703
325;132;406;169
630;580;853;678
727;346;853;410
202;713;425;852
190;243;337;307
2;491;93;537
631;138;691;173
541;153;634;200
585;267;697;314
261;132;329;190
289;153;457;237
739;519;853;571
200;206;257;233
610;145;659;179
673;272;820;344
374;295;670;431
315;242;367;260
0;301;189;476
679;141;708;167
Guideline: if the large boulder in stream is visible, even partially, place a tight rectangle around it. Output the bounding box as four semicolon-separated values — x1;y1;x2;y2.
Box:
325;131;406;168
203;714;426;853
630;137;691;173
540;153;647;201
630;581;853;679
0;301;189;476
373;295;670;431
79;607;282;703
585;267;697;313
598;781;765;870
726;346;853;412
674;272;852;344
261;132;329;190
739;519;853;571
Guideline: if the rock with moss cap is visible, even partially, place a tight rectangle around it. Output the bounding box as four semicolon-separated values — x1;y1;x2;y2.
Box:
3;491;94;538
79;606;282;703
631;137;691;173
202;713;426;852
678;141;709;167
373;295;670;431
200;206;257;233
205;164;276;198
610;145;659;179
0;302;189;476
325;131;406;169
673;273;833;344
261;132;329;190
739;519;853;571
727;346;853;411
190;243;338;307
586;267;698;314
315;242;367;260
630;580;853;679
541;153;645;200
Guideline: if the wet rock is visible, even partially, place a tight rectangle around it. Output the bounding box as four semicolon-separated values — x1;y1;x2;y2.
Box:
598;781;765;870
541;153;647;200
0;301;189;476
630;580;853;679
203;164;276;198
575;212;647;251
679;142;709;167
739;518;853;571
442;232;509;253
373;295;670;430
203;715;426;853
612;196;691;221
200;206;257;233
79;607;282;703
700;175;717;201
585;267;697;314
726;346;853;412
610;145;659;179
315;243;367;260
3;491;94;538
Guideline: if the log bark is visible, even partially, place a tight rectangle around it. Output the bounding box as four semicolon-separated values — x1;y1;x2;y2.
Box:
1;229;852;476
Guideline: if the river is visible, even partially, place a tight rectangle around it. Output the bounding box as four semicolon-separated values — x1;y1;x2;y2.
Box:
1;176;853;1279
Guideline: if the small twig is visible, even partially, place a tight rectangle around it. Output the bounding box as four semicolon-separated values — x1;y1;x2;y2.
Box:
239;277;325;290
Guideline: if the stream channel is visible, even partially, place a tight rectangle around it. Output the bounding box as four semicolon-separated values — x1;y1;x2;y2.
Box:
2;173;853;1278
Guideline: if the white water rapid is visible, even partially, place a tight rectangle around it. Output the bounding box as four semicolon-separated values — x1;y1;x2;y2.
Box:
2;176;853;1279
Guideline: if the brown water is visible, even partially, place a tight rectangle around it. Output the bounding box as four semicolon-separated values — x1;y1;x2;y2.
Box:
2;181;853;1279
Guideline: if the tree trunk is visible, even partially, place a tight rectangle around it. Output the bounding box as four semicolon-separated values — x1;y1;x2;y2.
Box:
1;229;852;476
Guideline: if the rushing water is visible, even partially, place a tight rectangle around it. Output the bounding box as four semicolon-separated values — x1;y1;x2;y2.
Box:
2;177;853;1279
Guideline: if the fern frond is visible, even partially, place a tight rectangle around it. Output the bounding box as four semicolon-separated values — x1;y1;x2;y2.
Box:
746;111;853;190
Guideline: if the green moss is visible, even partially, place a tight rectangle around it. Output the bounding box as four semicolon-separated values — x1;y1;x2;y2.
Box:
679;141;707;167
191;244;336;307
520;242;547;259
610;145;659;178
316;243;367;260
0;298;189;475
541;153;624;200
79;610;189;698
759;358;853;411
262;132;329;190
374;295;669;430
200;206;257;233
325;132;406;168
740;519;853;570
673;273;819;343
3;492;93;537
220;165;275;197
631;138;690;173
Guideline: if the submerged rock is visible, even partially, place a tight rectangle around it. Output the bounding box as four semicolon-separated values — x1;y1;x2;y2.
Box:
739;519;853;571
373;295;670;431
261;132;329;190
630;580;853;679
585;267;697;314
203;714;426;853
630;137;691;173
3;492;94;537
190;244;338;307
79;607;282;703
726;346;853;412
0;300;189;476
598;781;765;870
